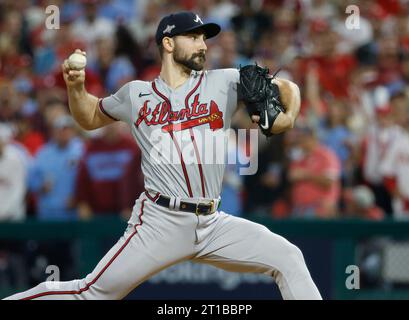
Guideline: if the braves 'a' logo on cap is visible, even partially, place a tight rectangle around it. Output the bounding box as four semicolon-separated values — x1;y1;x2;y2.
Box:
194;14;203;24
163;24;176;34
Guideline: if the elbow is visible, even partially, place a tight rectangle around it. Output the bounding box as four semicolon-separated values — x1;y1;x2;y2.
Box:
291;81;301;97
76;113;101;131
287;116;295;129
77;120;97;131
289;82;301;117
285;79;301;99
276;78;300;96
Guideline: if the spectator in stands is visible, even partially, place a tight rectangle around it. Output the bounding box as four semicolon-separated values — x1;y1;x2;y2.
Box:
208;30;250;69
0;0;409;221
0;82;19;123
305;64;356;186
13;113;44;157
220;129;245;217
288;125;341;218
98;0;137;23
343;185;384;220
321;101;355;181
300;18;357;99
379;108;409;219
302;0;337;22
41;100;70;137
243;134;288;216
230;0;273;58
70;0;115;66
0;124;27;221
127;0;163;69
90;33;136;93
195;0;239;30
28;115;84;220
76;122;144;220
361;96;400;215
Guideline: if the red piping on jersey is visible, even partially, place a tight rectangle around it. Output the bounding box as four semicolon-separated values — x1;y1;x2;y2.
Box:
20;199;147;300
169;131;193;197
98;99;119;121
145;190;160;202
189;128;205;197
185;73;206;197
151;81;193;197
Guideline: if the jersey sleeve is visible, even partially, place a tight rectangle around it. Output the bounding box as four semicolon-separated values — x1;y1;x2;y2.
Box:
224;68;248;107
213;68;240;115
221;68;240;84
99;82;132;123
221;68;239;94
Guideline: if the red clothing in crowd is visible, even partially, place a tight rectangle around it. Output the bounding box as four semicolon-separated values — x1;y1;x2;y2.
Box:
76;134;144;215
290;144;341;217
301;56;357;98
17;131;45;156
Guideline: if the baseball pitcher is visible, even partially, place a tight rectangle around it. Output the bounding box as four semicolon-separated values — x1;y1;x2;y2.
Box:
5;11;322;300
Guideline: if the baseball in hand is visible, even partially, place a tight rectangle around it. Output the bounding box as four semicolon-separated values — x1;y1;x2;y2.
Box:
68;52;87;70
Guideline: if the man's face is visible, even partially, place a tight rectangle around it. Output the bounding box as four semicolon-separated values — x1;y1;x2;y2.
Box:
172;31;207;71
53;126;74;147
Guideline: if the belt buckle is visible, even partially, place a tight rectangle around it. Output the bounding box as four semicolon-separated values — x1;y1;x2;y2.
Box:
195;200;215;216
209;199;216;214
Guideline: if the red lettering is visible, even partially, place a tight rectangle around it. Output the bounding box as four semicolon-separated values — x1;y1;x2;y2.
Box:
178;108;191;120
169;111;178;121
158;102;170;124
135;101;151;127
191;94;200;116
134;96;223;131
150;102;161;125
198;103;208;114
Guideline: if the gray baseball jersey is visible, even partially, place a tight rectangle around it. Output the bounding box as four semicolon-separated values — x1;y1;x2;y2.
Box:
99;69;239;200
4;69;321;300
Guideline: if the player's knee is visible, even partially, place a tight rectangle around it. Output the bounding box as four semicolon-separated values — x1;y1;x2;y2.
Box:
286;243;305;266
257;225;308;275
259;226;305;264
286;244;311;279
275;241;308;275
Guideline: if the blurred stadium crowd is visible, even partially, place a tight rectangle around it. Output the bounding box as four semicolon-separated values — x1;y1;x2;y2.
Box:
1;0;409;222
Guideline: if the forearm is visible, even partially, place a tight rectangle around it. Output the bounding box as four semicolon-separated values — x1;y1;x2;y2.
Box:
289;170;333;188
62;49;114;130
270;79;301;134
309;175;333;188
278;78;301;121
67;86;100;130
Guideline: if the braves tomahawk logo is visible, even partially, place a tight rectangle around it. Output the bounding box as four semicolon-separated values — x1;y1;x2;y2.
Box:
134;93;223;132
194;15;203;24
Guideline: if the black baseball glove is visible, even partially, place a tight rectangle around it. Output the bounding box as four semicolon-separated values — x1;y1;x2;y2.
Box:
239;64;285;137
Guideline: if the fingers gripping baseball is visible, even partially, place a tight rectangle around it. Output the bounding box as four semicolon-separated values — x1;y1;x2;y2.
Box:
62;49;87;89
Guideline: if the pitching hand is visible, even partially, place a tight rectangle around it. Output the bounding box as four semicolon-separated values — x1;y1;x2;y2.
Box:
61;49;86;90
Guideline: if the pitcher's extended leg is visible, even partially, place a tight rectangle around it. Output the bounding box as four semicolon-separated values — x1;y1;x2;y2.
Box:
4;198;196;300
193;212;322;300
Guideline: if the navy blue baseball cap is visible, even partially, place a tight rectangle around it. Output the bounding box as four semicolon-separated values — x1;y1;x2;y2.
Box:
155;11;221;45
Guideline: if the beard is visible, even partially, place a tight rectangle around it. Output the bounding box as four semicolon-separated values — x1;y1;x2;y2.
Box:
173;45;206;71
